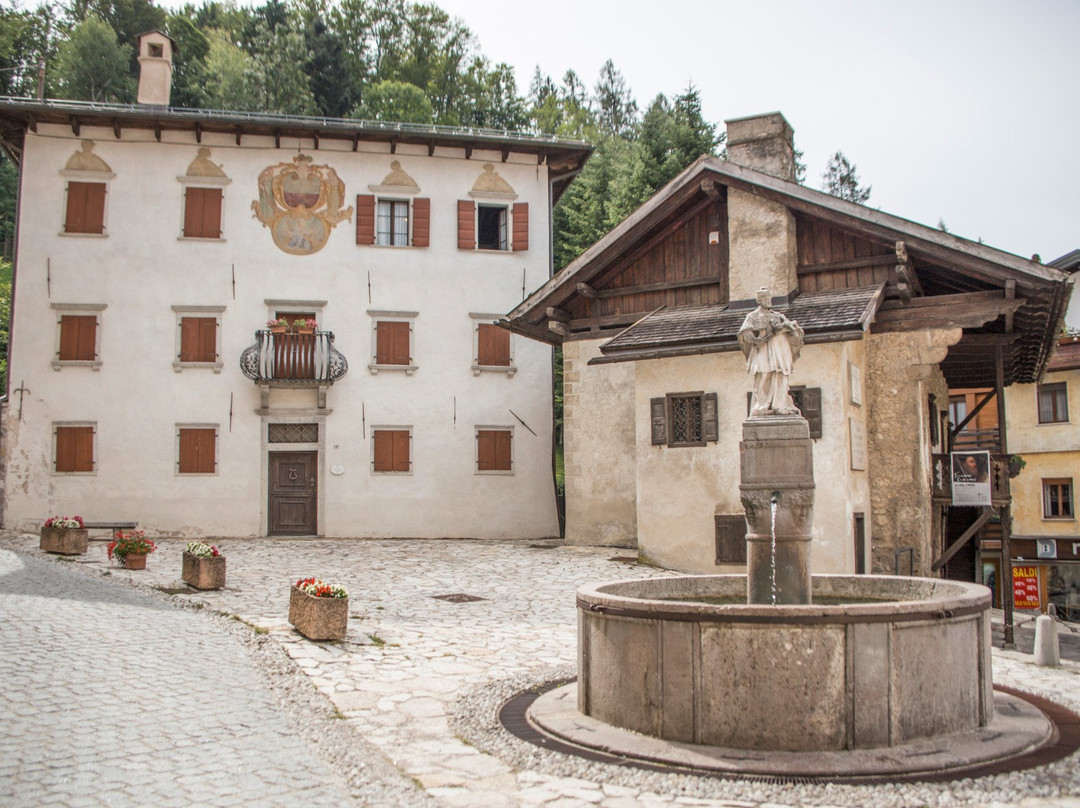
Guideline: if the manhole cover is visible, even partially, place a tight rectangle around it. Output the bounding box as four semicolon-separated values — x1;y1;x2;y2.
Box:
432;593;486;603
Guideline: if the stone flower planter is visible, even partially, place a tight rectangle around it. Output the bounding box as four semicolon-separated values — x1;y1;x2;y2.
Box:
39;526;88;555
182;552;226;590
288;586;348;641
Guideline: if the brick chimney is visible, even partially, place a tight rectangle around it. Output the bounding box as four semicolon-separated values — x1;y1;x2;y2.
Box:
724;112;799;302
136;31;177;107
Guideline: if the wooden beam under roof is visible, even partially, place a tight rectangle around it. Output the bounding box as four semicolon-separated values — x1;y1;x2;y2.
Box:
871;291;1023;333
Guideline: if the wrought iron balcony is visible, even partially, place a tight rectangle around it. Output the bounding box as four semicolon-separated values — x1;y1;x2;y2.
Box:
240;329;348;385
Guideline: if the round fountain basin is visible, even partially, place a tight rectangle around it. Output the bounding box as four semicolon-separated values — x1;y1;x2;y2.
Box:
576;574;993;752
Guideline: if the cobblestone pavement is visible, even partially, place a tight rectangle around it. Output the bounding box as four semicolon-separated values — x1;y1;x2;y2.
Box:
0;546;354;807
3;533;1080;808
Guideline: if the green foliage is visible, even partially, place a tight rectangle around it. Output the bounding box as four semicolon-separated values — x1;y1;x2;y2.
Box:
54;16;135;102
351;79;432;123
242;18;318;115
201;28;256;111
821;150;871;204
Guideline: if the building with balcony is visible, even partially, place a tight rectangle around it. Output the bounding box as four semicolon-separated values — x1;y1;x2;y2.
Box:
0;32;591;538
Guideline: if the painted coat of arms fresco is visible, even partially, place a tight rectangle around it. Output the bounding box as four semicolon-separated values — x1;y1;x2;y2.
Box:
252;154;353;255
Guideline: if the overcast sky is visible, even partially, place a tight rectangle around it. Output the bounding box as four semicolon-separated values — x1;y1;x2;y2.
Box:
431;0;1078;263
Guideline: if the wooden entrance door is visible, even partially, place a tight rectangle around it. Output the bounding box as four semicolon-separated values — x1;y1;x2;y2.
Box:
268;451;317;535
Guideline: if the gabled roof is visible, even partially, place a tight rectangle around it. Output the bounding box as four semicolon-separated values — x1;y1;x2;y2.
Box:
595;285;884;364
504;155;1072;385
0;97;592;200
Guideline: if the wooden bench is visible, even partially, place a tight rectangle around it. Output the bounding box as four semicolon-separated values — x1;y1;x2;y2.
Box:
83;521;139;540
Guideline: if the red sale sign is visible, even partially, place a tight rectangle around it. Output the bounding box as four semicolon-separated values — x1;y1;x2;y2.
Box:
1013;566;1041;610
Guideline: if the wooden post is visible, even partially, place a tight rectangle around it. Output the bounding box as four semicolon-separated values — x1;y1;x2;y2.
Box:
997;346;1015;647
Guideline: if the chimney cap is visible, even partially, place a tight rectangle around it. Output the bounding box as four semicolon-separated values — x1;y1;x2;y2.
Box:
724;111;793;146
136;30;179;57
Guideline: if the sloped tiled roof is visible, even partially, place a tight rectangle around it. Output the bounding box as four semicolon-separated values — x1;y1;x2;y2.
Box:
598;285;884;361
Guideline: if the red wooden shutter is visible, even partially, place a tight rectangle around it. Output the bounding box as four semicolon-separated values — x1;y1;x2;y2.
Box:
477;324;510;366
180;317;217;362
66;182;106;234
412;197;430;247
356;194;375;245
56;426;94;472
457;200;475;249
392;430;410;472
179;428;216;473
477;430;512;471
58;315;96;361
376;321;410;365
512;202;528;251
374;430;409;472
494;430;512;470
184;188;222;238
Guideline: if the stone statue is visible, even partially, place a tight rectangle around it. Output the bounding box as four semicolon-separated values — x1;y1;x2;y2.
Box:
738;287;804;417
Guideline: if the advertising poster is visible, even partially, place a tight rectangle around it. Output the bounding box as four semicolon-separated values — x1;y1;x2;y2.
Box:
951;450;992;506
1013;565;1041;610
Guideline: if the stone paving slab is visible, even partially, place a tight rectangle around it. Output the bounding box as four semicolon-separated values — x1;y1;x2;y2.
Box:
4;534;1080;807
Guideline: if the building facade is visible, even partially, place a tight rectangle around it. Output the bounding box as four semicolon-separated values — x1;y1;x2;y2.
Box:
0;33;591;538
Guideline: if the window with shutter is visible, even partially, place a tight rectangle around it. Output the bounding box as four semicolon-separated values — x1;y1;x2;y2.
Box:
790;387;823;439
356;194;375;245
476;429;513;472
476;324;510;367
54;424;95;473
714;515;747;564
64;181;106;234
511;202;528;251
375;321;411;365
58;315;97;361
177;427;217;474
655;392;719;447
476;204;507;250
376;200;409;246
457;200;475;249
651;398;666;445
412;197;430;247
179;317;218;363
373;429;411;473
183;187;223;238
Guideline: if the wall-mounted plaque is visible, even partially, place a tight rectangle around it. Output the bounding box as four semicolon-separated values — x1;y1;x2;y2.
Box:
849;418;867;470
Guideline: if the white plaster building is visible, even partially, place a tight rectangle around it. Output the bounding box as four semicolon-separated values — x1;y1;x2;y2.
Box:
0;33;590;538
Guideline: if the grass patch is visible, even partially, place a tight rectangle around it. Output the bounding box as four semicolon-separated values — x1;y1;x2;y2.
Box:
229;614;269;635
368;633;386;647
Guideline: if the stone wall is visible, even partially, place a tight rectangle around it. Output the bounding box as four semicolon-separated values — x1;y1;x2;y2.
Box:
864;329;959;575
563;339;638;546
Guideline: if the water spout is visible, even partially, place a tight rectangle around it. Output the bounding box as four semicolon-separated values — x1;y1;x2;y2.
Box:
769;496;778;605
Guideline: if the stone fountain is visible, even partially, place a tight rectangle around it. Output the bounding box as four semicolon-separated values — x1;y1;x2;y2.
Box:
527;290;1054;775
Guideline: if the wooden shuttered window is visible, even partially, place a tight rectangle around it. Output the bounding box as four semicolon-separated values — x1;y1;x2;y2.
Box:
457;200;475;249
356;194;376;245
65;181;106;234
477;324;510;367
183;187;223;238
58;315;97;361
178;427;216;474
375;321;410;365
715;515;748;564
511;202;528;251
374;429;410;472
652;393;718;447
412;197;430;247
55;425;94;472
477;429;512;472
179;317;217;363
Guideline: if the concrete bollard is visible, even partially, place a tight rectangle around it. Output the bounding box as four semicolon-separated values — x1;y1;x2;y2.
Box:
1034;605;1060;667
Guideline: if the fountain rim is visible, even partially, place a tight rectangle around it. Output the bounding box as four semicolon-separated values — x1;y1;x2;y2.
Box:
577;573;991;625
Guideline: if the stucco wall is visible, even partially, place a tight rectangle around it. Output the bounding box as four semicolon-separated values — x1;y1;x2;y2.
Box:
1005;369;1080;538
864;329;959;575
3;125;559;538
562;339;637;546
633;340;871;574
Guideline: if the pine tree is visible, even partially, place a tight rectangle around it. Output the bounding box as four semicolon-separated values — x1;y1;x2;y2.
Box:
821;150;871;204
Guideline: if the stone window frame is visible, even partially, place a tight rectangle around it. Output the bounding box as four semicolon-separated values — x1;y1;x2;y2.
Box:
176;174;231;242
475;425;515;475
172;305;225;373
368;309;418;375
175;423;220;477
470;313;515;377
59;168;115;238
51;421;97;476
51;303;106;371
371;426;413;475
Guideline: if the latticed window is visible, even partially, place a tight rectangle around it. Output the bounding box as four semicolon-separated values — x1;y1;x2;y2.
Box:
669;394;703;446
268;423;319;444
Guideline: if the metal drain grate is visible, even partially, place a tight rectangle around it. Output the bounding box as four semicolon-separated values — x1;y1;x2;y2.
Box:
432;593;486;603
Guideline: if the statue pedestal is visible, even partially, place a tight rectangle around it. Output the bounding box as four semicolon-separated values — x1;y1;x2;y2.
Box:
739;416;815;605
